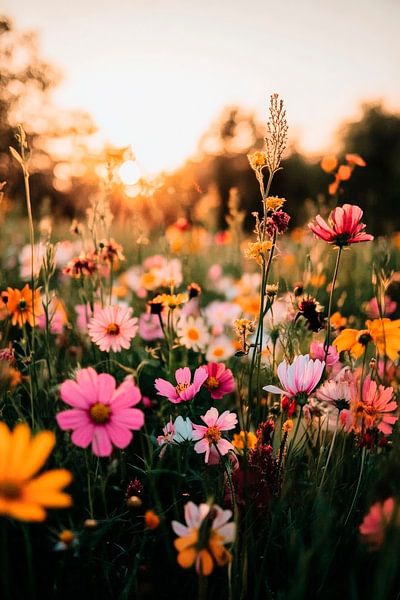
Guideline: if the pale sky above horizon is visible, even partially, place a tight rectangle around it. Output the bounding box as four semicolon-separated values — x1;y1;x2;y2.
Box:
3;0;400;173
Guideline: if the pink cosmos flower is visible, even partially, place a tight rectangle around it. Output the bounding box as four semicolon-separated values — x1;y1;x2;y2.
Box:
308;204;374;247
88;305;138;352
204;362;235;400
138;313;163;342
360;498;400;548
264;354;325;404
316;367;356;411
340;376;397;436
155;367;208;404
310;341;339;368
56;367;144;457
192;407;237;463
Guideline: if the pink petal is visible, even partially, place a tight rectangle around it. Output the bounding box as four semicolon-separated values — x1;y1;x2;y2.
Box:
111;408;144;430
155;378;179;401
56;409;90;430
91;427;113;456
111;380;141;408
175;367;191;386
60;380;91;409
201;407;219;427
71;423;94;448
105;421;133;448
193;366;208;389
97;373;116;405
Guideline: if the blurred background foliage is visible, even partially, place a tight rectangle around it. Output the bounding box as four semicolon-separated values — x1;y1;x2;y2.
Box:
1;15;399;235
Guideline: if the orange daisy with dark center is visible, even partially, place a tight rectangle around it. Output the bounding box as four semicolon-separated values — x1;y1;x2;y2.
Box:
356;331;373;346
89;402;111;424
205;426;222;444
106;323;120;335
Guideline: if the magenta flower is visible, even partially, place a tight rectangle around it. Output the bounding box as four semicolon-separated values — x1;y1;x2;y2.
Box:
88;305;138;352
155;367;208;404
192;407;237;463
56;367;144;457
204;362;235;400
308;204;374;247
264;354;325;405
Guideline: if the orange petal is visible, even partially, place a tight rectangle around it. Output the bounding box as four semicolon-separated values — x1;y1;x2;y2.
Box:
6;423;32;478
175;530;198;552
17;430;56;480
0;422;11;479
333;329;359;353
197;549;213;576
337;165;352;181
6;500;46;522
23;469;72;507
177;548;197;569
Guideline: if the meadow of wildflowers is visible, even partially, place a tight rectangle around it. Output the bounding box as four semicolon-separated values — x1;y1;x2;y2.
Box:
1;95;400;599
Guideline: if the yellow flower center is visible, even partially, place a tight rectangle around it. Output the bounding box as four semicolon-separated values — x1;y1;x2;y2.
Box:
187;328;200;341
176;383;189;394
205;426;221;444
207;376;219;389
106;323;120;335
0;480;21;500
89;402;111;424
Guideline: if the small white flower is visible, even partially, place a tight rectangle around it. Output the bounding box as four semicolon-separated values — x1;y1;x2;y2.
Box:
177;316;210;351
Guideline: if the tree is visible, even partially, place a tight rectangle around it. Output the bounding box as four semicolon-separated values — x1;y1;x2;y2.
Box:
338;102;400;234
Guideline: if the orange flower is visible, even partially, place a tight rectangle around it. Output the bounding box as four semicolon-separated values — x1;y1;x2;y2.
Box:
320;155;338;173
172;502;235;576
367;318;400;361
0;422;72;521
310;273;326;288
346;153;366;167
5;285;42;328
333;327;372;359
232;430;257;451
328;177;340;196
337;164;352;181
333;318;400;360
330;311;347;330
144;509;160;530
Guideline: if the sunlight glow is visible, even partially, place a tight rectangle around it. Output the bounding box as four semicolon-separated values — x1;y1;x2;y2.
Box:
118;160;141;186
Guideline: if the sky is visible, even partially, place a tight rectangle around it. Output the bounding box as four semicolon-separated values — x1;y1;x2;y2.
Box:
3;0;400;174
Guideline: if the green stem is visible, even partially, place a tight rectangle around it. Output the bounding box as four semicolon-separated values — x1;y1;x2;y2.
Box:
343;446;366;527
324;246;342;361
318;412;339;490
